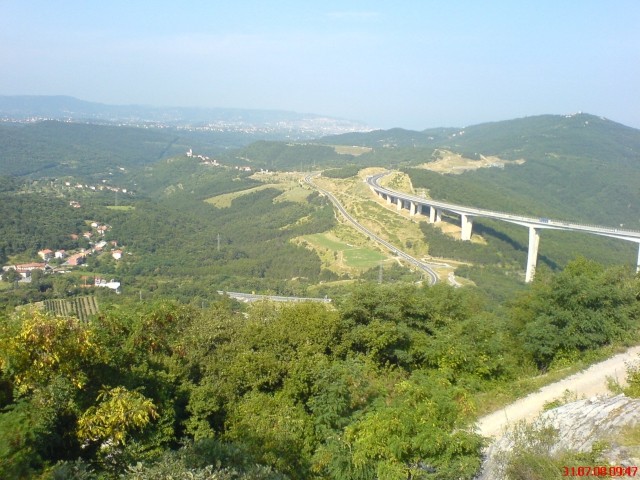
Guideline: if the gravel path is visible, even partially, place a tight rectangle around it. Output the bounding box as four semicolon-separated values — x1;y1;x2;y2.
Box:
476;345;640;438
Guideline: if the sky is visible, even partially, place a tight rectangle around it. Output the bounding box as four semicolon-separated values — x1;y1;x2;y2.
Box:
1;1;639;130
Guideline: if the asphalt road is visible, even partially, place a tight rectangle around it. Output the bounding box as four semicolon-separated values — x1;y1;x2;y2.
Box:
304;173;439;285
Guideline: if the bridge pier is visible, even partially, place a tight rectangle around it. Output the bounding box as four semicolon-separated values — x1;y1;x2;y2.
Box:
460;214;474;241
386;194;392;205
428;206;442;223
396;197;403;211
410;201;418;216
525;226;540;283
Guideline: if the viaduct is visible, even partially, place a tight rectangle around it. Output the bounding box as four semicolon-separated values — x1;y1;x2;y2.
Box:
367;171;640;282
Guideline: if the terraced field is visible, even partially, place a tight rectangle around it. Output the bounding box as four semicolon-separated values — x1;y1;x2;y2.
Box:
44;296;99;322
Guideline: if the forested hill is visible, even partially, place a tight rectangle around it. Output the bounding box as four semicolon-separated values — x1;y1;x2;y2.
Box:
431;113;640;165
0;121;189;177
320;113;640;163
320;113;640;229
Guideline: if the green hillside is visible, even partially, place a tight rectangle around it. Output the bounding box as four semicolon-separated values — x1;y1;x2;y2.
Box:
0;121;188;177
2;114;640;479
321;114;640;226
2;112;639;301
225;140;351;170
322;113;640;162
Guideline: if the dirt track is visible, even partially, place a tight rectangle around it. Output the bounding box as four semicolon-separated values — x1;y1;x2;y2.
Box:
477;345;640;438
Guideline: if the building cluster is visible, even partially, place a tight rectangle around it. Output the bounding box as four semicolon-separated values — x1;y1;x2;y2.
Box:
93;277;121;292
186;148;256;172
64;181;128;194
186;148;220;166
2;221;125;289
58;177;133;210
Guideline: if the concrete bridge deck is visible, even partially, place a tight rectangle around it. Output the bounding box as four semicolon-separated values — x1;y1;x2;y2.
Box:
367;171;640;281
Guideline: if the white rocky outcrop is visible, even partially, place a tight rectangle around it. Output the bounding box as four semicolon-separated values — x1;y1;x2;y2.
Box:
477;394;640;479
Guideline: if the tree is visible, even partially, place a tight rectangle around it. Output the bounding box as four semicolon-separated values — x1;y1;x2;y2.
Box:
2;268;21;286
0;309;98;395
77;386;158;447
0;309;101;476
512;258;640;369
327;372;483;479
224;391;315;478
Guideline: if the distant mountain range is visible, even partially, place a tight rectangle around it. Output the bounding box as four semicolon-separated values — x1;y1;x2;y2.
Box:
0;95;372;137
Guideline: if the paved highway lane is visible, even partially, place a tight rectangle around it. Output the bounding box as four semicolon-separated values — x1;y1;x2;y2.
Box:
304;173;439;285
218;291;331;303
367;171;640;241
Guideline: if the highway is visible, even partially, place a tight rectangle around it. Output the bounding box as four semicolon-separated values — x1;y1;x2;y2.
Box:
218;291;331;303
367;172;640;243
304;173;439;285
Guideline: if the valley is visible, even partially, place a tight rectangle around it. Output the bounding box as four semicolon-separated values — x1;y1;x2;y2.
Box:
1;110;640;479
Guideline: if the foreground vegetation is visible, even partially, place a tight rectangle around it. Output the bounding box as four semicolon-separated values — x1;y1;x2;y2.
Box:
2;114;640;478
1;258;639;479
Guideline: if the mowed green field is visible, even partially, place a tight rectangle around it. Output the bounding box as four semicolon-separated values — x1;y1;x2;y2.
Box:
205;178;311;208
301;232;387;269
106;205;135;211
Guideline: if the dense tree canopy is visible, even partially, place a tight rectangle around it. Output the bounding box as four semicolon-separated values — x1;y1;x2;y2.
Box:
2;261;636;478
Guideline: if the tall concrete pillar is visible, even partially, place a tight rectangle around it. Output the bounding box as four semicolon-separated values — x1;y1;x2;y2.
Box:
525;226;540;283
417;204;423;215
460;214;473;241
396;197;403;211
429;206;436;223
435;208;442;223
410;201;417;216
386;195;392;205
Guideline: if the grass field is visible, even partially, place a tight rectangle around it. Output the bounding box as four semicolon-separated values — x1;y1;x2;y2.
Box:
332;145;373;156
205;172;311;208
205;184;281;208
106;205;135;211
295;231;389;276
273;184;312;203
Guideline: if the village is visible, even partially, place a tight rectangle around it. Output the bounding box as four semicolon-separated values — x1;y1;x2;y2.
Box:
186;148;271;173
2;148;276;296
1;220;124;293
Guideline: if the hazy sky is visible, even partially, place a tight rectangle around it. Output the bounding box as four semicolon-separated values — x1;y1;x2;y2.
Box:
1;1;639;129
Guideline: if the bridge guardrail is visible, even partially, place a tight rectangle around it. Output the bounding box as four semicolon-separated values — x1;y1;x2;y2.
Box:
368;172;640;237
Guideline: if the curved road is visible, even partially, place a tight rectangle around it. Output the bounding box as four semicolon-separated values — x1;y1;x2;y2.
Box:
304;173;439;285
367;171;640;243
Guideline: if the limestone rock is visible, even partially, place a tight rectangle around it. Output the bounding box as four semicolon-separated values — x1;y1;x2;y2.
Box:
477;394;640;480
